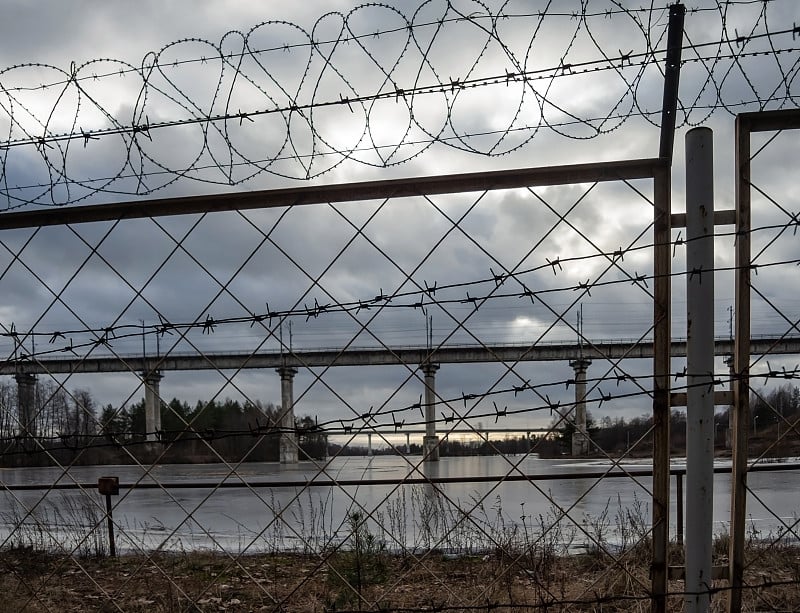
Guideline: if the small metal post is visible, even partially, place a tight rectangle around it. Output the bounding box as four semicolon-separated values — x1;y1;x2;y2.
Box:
685;126;715;613
98;476;119;557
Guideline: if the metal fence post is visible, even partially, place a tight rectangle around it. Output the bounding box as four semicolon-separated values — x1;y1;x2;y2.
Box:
728;114;752;613
652;163;672;613
676;470;684;545
652;5;684;609
685;127;715;613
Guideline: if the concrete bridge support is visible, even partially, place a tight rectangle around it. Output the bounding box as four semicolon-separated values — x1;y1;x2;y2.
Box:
143;371;163;442
422;363;440;461
15;373;37;437
725;355;734;449
367;432;373;456
406;432;411;454
277;366;299;464
570;358;592;456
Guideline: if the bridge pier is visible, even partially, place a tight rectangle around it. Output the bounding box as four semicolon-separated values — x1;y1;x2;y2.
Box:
570;358;592;456
725;355;734;449
422;363;440;462
277;366;298;464
142;371;163;442
367;432;373;456
15;372;37;437
405;432;410;454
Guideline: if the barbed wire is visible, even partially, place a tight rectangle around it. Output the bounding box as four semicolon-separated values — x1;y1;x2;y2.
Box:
3;87;799;200
0;2;776;97
2;31;796;153
2;248;797;365
1;177;797;468
0;237;655;341
0;1;798;209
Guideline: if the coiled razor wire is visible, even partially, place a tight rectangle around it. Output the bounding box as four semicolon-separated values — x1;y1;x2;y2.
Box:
0;0;798;209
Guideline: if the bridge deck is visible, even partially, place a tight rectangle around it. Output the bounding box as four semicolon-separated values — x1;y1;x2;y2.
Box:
3;337;798;375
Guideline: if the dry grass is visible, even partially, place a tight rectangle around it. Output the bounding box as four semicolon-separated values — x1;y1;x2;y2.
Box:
2;492;798;611
0;542;798;612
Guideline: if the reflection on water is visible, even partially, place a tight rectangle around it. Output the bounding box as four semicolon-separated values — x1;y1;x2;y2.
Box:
1;455;797;553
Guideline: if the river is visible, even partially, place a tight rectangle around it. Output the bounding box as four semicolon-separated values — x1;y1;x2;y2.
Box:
1;455;798;554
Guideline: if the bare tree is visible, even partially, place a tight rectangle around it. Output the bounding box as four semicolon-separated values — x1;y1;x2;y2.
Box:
36;379;70;436
71;388;96;436
0;379;17;437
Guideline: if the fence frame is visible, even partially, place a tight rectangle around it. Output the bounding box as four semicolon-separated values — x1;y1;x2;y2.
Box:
0;154;674;607
728;107;800;613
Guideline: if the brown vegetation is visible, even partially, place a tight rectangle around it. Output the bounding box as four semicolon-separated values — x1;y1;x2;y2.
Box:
1;492;798;612
1;540;798;612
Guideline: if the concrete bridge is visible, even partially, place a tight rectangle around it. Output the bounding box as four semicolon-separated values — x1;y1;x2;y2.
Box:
0;336;800;375
5;336;800;374
4;335;798;463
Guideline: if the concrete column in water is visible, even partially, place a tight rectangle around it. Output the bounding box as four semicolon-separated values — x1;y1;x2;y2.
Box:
569;358;592;456
367;432;373;456
422;363;440;461
143;371;163;442
725;355;734;449
276;366;299;464
15;372;37;437
405;432;410;454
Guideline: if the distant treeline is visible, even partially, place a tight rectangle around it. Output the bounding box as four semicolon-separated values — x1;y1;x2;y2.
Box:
0;379;326;466
336;383;800;458
1;378;797;465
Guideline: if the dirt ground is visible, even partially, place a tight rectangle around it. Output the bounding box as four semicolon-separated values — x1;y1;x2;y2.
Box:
1;545;799;612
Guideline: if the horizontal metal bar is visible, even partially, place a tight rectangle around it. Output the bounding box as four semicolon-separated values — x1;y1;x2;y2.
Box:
668;566;729;581
671;209;736;228
3;461;799;492
670;390;733;407
347;428;553;435
0;158;664;230
737;108;800;133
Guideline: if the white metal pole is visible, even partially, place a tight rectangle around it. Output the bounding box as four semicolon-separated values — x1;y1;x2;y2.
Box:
685;126;715;613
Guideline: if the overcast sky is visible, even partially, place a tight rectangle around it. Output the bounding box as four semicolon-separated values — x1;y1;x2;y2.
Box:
0;1;798;444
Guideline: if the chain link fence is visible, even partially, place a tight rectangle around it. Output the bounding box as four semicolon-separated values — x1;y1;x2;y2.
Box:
0;2;799;611
0;157;682;611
